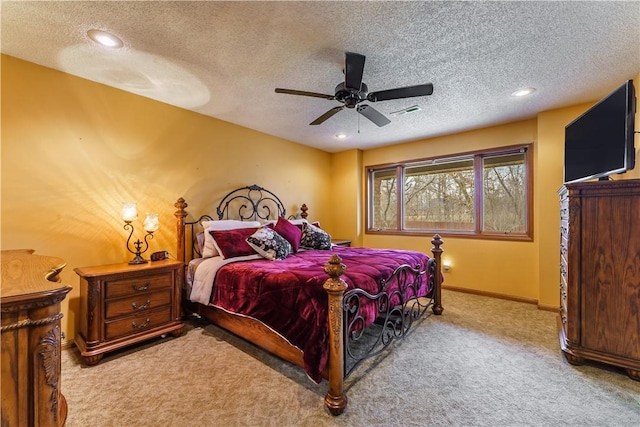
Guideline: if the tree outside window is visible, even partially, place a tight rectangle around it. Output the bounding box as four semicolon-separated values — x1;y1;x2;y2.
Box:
367;145;531;240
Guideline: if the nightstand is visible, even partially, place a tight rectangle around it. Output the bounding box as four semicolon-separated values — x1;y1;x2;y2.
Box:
331;239;352;247
75;259;184;365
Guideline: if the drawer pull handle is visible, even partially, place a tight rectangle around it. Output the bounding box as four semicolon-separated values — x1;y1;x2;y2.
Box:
132;282;150;291
132;318;151;329
132;299;151;310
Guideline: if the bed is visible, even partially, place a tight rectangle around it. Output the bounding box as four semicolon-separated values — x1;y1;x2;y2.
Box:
173;184;444;415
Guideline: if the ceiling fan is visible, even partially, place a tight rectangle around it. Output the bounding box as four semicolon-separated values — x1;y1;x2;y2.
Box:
275;52;433;127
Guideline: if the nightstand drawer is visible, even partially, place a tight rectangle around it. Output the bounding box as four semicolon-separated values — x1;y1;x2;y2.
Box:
105;306;172;340
105;288;172;319
105;272;172;299
75;259;184;364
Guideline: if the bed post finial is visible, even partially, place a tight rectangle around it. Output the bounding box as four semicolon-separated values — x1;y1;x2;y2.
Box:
300;204;308;220
431;234;444;315
174;198;188;264
323;254;348;415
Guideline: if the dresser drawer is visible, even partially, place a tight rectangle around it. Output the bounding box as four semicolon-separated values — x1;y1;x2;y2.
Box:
105;307;172;340
105;272;172;299
559;199;568;220
104;288;172;319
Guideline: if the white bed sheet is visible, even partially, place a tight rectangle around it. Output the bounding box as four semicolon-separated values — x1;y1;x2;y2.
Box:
189;254;261;305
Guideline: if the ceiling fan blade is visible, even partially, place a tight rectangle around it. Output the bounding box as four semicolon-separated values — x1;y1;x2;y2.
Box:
357;104;391;127
344;52;365;91
367;83;434;102
310;106;345;125
275;88;334;100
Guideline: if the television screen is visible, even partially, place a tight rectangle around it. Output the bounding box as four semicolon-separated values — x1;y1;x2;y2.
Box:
564;80;636;184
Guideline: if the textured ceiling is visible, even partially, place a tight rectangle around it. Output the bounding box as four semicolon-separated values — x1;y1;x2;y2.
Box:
2;1;639;153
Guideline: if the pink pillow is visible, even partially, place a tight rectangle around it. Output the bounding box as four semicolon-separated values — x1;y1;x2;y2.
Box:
210;228;259;259
274;217;303;252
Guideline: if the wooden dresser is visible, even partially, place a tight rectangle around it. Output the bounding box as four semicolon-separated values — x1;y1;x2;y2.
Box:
74;259;184;365
1;250;71;427
558;179;640;380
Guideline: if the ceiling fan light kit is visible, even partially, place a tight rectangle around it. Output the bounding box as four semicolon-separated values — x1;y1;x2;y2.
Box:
275;52;433;128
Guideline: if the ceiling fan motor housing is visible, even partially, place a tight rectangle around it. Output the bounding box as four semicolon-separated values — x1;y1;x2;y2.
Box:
274;52;433;126
334;82;368;108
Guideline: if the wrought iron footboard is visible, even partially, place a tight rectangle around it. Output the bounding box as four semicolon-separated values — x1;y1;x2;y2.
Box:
343;257;437;377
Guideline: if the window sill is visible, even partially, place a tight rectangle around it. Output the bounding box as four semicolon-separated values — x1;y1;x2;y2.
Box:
365;229;533;242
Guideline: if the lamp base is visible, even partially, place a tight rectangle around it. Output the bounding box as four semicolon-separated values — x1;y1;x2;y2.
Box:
128;254;148;265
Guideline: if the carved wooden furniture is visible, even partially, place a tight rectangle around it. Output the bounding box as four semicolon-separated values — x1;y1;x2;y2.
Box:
174;184;444;415
74;259;184;365
558;179;640;380
331;239;352;247
1;249;71;427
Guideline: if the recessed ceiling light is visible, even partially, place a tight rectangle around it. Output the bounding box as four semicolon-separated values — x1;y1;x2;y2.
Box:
511;87;536;97
87;29;124;49
335;133;349;139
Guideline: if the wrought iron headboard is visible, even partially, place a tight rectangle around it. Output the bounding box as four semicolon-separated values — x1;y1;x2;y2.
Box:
216;184;286;221
175;184;303;263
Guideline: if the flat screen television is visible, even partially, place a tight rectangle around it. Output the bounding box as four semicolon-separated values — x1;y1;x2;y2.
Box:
564;80;636;184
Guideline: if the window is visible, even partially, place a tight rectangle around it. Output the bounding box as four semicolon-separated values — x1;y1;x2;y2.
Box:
367;144;532;240
482;153;527;233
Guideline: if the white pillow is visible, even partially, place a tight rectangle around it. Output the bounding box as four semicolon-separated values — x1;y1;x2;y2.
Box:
288;219;308;225
288;218;321;227
201;220;261;258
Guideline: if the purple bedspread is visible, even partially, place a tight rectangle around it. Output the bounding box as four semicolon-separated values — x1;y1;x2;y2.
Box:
210;246;431;383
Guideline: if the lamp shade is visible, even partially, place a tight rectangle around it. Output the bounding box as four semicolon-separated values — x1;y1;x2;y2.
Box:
121;203;137;222
143;213;159;232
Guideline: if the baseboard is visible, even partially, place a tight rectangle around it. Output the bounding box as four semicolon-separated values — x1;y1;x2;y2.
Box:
61;339;75;350
442;284;558;313
536;303;560;313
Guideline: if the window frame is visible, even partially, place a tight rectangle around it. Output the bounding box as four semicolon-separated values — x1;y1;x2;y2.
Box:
366;143;533;241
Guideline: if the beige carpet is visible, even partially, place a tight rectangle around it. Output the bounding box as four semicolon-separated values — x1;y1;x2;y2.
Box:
61;290;640;426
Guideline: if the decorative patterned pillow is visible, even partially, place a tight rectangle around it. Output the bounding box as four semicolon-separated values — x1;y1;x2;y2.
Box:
300;222;332;250
246;227;292;260
273;217;303;252
290;219;321;231
209;227;260;259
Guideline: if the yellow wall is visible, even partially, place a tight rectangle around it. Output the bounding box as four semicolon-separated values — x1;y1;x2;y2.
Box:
1;55;332;341
329;149;363;245
361;120;541;300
